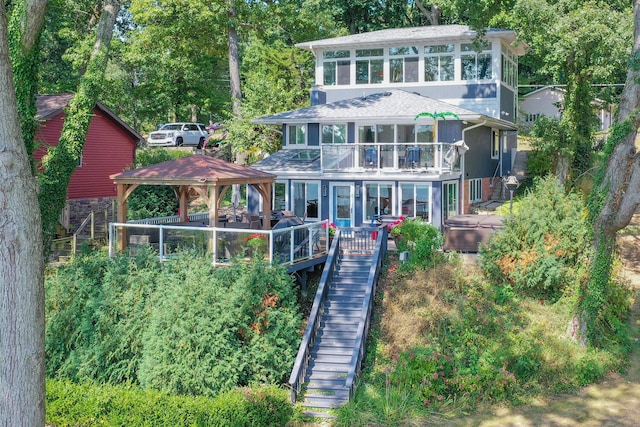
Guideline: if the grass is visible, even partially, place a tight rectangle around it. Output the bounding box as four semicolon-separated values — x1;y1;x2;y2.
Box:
333;253;631;426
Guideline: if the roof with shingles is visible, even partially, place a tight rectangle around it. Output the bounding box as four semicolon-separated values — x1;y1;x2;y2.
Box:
254;90;482;125
111;154;275;185
296;25;526;55
252;149;321;173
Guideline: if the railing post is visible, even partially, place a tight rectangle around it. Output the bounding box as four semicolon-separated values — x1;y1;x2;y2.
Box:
90;211;95;239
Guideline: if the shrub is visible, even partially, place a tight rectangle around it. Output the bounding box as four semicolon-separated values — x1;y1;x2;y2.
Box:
46;251;302;397
479;176;589;301
46;379;296;426
392;218;444;268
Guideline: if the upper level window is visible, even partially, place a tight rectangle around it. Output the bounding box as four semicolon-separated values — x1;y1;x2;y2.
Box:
321;124;347;144
358;124;394;143
424;44;454;81
501;45;518;89
389;46;419;83
288;124;306;146
461;42;492;80
396;124;433;143
355;48;383;85
323;50;350;86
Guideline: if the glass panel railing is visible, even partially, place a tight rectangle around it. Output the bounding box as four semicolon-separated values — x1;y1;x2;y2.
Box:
321;142;459;173
322;145;355;170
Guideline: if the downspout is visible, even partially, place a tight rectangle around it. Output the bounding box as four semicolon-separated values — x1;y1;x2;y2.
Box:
460;119;486;214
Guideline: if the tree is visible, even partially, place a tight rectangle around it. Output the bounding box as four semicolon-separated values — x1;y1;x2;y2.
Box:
581;0;640;345
1;0;47;424
38;0;122;254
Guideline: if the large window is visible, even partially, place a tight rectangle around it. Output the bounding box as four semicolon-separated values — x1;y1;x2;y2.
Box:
323;50;350;85
292;181;320;220
400;183;431;221
396;124;433;143
288;124;306;146
424;44;454;82
469;178;482;203
355;48;384;84
364;183;394;221
461;42;492;81
357;124;394;143
390;46;419;83
501;45;518;89
321;124;347;144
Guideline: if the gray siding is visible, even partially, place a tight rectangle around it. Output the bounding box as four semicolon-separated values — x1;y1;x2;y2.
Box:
500;86;516;124
463;126;496;178
308;123;320;146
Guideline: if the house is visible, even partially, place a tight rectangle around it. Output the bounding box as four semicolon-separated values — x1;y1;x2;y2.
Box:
251;25;526;228
518;85;614;131
34;94;143;232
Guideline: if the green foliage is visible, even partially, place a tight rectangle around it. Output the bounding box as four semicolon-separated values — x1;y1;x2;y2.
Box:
391;218;444;269
126;149;192;220
526;116;570;178
47;379;296;426
46;251;302;397
479;176;589;301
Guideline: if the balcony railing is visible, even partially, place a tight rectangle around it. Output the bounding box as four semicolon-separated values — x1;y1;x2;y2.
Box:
321;142;460;173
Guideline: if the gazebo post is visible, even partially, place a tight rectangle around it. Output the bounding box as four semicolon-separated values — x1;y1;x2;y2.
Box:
116;183;128;252
178;186;189;222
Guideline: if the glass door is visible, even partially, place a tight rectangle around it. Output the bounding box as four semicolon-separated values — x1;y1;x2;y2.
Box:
442;181;459;221
331;184;353;228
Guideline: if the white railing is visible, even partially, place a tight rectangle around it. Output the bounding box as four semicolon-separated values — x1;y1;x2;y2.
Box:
321;142;459;172
108;220;330;266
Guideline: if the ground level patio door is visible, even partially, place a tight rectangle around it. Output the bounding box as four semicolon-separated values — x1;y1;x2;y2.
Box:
442;180;459;221
330;183;354;228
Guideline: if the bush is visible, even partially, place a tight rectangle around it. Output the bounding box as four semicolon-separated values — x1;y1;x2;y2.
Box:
392;218;444;268
46;251;302;397
46;379;296;426
479;176;589;301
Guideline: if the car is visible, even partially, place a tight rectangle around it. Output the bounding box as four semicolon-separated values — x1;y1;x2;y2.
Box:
147;122;209;148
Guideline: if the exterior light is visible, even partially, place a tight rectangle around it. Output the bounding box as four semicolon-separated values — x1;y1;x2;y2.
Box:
503;175;519;214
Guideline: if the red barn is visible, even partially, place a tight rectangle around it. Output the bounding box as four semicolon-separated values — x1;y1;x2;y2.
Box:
34;94;142;233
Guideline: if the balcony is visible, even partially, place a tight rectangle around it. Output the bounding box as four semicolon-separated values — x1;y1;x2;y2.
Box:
321;142;461;174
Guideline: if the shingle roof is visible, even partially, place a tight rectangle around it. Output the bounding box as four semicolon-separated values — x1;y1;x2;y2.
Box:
251;149;321;174
111;155;275;184
296;25;526;55
254;90;482;125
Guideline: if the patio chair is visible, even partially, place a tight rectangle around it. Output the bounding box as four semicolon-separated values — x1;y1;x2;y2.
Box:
407;147;421;168
364;147;378;167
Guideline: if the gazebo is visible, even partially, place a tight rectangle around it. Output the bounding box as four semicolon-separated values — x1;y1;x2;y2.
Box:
110;155;275;250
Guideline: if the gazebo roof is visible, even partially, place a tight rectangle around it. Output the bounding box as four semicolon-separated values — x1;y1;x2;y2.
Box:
110;154;275;185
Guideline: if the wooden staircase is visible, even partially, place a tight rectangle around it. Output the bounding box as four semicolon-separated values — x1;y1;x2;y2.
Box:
301;253;372;411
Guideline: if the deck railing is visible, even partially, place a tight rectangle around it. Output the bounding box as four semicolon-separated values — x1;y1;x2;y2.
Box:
108;220;329;266
321;142;459;173
287;226;388;404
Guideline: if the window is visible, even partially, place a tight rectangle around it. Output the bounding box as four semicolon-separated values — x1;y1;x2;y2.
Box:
443;181;458;221
323;50;350;85
288;124;306;146
461;42;492;80
355;48;384;84
321;124;347;144
400;183;431;221
357;124;394;143
390;46;419;83
396;124;433;143
501;45;518;89
273;182;287;211
469;178;482;203
292;181;320;220
364;183;394;221
491;130;500;159
424;44;454;81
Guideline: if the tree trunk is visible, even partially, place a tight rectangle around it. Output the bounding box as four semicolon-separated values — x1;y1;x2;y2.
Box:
580;0;640;344
38;0;121;256
415;0;440;25
227;1;246;166
0;2;46;425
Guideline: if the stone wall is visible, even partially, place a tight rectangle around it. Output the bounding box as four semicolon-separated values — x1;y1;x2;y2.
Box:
65;197;118;234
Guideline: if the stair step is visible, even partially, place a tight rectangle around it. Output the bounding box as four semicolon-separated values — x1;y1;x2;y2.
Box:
303;393;349;408
312;347;354;357
312;354;353;364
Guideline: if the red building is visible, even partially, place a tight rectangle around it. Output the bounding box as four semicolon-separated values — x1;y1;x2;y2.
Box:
34;94;142;232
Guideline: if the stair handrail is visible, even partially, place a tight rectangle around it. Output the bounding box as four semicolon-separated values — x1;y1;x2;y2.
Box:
288;230;342;403
345;225;388;400
490;158;502;187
